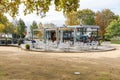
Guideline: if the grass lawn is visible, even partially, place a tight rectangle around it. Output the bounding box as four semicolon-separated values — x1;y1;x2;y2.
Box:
111;40;120;44
0;46;120;80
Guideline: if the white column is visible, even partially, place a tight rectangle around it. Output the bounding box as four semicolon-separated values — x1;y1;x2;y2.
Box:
60;30;63;43
43;28;46;43
56;28;59;47
74;27;76;45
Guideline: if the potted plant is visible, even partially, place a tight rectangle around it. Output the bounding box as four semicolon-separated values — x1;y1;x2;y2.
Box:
25;44;30;50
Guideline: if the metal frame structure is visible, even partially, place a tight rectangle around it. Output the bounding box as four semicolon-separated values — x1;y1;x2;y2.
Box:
33;25;99;45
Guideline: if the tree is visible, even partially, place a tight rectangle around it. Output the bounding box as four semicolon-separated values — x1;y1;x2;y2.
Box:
37;22;43;39
65;11;80;26
95;9;117;38
44;23;57;28
0;13;8;24
77;9;95;25
30;21;38;34
54;0;80;15
38;22;43;29
0;0;80;17
0;0;20;17
0;13;15;37
30;21;38;39
16;19;26;38
0;13;9;33
0;24;5;33
3;22;14;34
105;17;120;40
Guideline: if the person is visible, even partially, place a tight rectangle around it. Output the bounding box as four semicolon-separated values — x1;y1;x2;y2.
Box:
83;36;88;43
89;36;93;43
51;31;56;42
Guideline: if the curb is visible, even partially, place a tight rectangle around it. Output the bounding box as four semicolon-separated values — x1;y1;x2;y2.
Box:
0;44;116;53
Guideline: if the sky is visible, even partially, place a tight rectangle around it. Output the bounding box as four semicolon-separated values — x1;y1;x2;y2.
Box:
6;0;120;27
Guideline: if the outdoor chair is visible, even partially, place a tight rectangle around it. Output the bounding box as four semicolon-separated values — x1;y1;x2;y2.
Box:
74;42;83;50
58;42;70;51
87;41;98;49
47;41;57;50
37;41;46;49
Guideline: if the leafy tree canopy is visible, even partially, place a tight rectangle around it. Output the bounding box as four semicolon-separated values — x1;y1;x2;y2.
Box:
0;13;8;25
0;13;14;34
4;22;14;34
77;9;95;25
105;17;120;39
38;22;43;29
0;23;5;33
0;0;80;17
65;11;80;26
16;18;26;38
44;23;56;28
30;21;38;31
95;9;118;38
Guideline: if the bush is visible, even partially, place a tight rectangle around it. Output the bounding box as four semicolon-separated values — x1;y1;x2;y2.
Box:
98;40;103;46
18;39;23;46
25;44;30;50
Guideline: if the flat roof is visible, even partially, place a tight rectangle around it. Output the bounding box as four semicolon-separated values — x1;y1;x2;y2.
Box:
33;25;99;31
66;25;99;28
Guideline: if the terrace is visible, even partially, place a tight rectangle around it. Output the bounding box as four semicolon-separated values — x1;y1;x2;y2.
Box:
22;25;115;52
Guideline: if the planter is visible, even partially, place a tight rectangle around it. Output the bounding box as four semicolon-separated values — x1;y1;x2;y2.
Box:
25;44;30;50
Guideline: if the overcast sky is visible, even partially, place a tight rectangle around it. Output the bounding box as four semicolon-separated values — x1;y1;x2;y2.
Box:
6;0;120;27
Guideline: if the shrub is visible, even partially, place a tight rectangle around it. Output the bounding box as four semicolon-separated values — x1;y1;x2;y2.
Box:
18;39;22;46
25;44;30;50
98;40;103;46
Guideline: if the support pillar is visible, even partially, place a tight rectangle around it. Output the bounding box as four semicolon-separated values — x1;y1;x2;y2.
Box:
56;28;59;47
73;27;77;45
60;30;63;43
43;28;46;43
